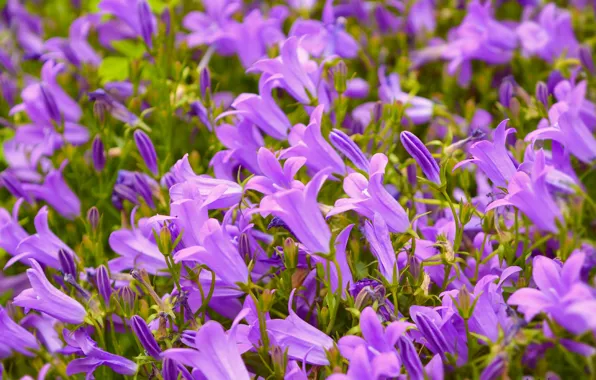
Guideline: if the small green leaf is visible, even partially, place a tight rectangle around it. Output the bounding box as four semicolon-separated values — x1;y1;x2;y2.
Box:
98;57;130;84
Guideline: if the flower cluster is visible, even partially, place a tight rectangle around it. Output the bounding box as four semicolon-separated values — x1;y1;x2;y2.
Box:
0;0;595;379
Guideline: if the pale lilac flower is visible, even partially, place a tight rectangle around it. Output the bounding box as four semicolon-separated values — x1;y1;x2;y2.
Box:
42;14;101;67
99;0;157;47
328;153;409;233
182;0;241;52
20;314;63;353
246;147;306;195
213;119;264;176
14;260;86;325
0;305;39;358
0;199;29;257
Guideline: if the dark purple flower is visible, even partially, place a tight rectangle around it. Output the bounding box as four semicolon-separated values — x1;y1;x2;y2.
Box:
400;131;441;184
133;172;155;207
58;248;77;279
480;354;507;380
499;78;514;108
536;81;549;107
137;0;154;48
130;315;161;359
92;135;106;171
397;336;424;380
134;130;159;176
87;206;100;231
200;67;211;98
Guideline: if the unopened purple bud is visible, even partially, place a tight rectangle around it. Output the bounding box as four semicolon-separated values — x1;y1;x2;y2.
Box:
162;358;178;380
408;255;421;280
499;79;513;108
372;101;383;123
397;337;424;380
39;83;61;123
96;265;112;305
137;0;154;49
400;131;441;184
134;130;158;176
160;8;171;35
413;312;451;356
133;173;155;208
406;164;418;186
480;354;507;380
131;315;161;359
238;233;251;260
329;128;370;171
547;70;564;94
580;45;595;75
93;101;107;125
92;135;106;171
119;286;136;309
58;249;77;278
535;81;548;107
0;171;32;202
87;206;100;231
200;67;211;98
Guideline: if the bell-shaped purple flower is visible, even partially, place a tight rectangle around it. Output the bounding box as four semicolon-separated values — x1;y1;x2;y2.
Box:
134;130;159;176
137;0;154;48
400;131;441;184
0;305;40;358
96;265;112;305
131;315;161;359
88;89;139;125
14;259;86;324
58;248;77;278
397;336;424;380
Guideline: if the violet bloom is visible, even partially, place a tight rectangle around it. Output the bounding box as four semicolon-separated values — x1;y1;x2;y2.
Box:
213;119;263;176
14;260;86;325
162;313;250;380
231;9;286;68
91;135;106;171
173;218;249;286
329;128;370;172
378;67;434;125
363;213;398;282
42;14;101;67
328;153;410;233
517;4;579;63
134;130;159;176
552;79;596;131
99;0;157;47
282;105;345;175
400;131;441;185
6;206;76;270
290;0;359;59
168;154;242;209
249;37;318;104
328;345;400;380
218;74;292;140
267;290;334;365
526;111;596;164
108;209;166;275
0;199;29;257
509;252;596;335
64;328;138;377
486;150;563;233
454;119;517;187
88;89;140;125
0;305;39;358
182;0;240;52
131;315;161;359
258;168;332;254
95;265;112;305
245;147;306;195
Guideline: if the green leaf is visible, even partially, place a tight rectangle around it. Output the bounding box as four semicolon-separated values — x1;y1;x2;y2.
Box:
111;40;146;60
98;57;130;84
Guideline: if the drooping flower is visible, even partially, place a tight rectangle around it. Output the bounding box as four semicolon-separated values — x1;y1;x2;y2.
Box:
0;305;40;358
64;328;138;377
14;260;86;325
130;315;161;360
486;149;563;232
454;119;518;187
42;14;101;67
328;153;409;233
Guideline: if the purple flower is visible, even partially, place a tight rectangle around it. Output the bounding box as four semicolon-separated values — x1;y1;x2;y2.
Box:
267;290;334;365
454;120;517;188
400;131;441;184
363;213;398;282
99;0;157;47
23;161;81;220
249;37;318;104
92;135;106;172
213;119;263;176
162;312;250;380
88;89;140;125
329;128;369;172
20;314;63;353
231;9;286;68
182;0;240;52
282;105;345;175
246;147;306;195
486;150;563;232
290;0;359;59
42;14;101;67
480;354;507;380
6;206;75;270
378;67;434;125
14;259;86;324
95;265;112;305
219;75;292;140
536;81;549;107
328;344;400;380
509;252;596;334
0;199;29;257
517;4;579;63
137;0;155;48
258;168;332;254
0;305;39;358
131;315;161;359
134;130;159;176
328;153;410;233
64;328;138;377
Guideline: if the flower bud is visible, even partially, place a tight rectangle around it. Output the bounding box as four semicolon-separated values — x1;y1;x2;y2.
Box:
498;78;514;108
133;130;159;176
96;265;112;305
400;131;441;184
39;83;61;123
579;45;595;75
131;315;161;359
93;101;107;126
58;249;77;279
332;61;347;93
87;206;100;231
372;101;383;123
118;286;136;314
137;0;155;49
200;67;211;98
535;81;548;107
329;129;370;172
238;233;252;260
133;173;155;208
283;238;298;270
480;354;507;380
92;135;106;171
397;337;424;379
